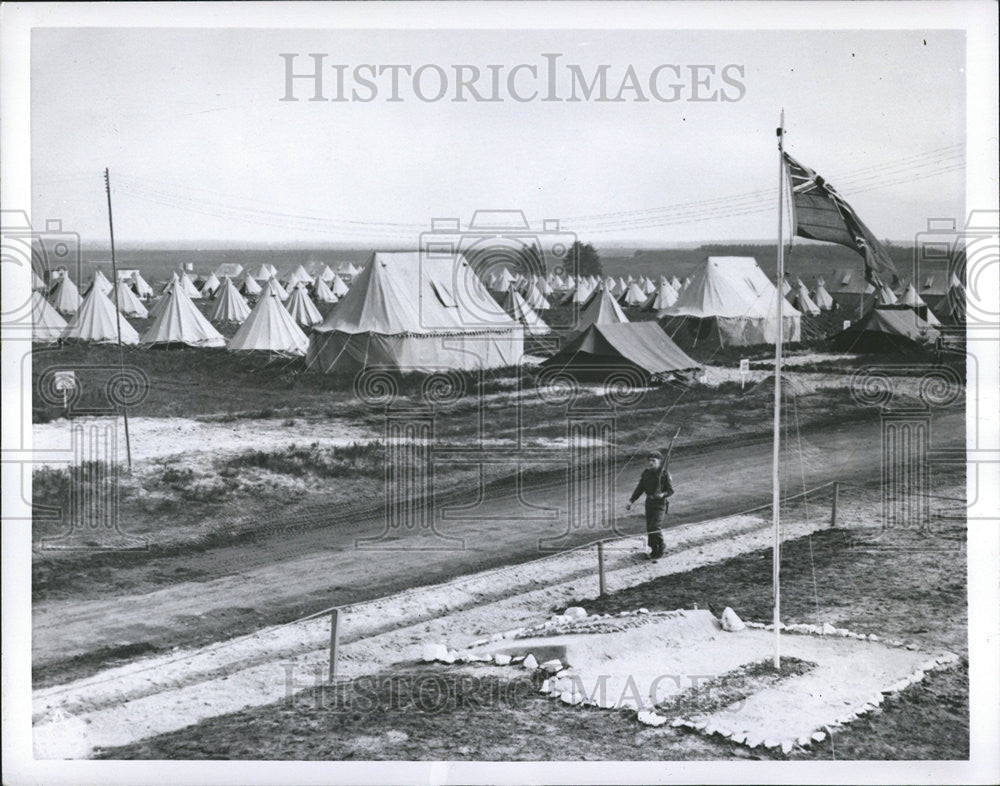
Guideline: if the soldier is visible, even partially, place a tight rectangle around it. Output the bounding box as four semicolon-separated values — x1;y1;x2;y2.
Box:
625;450;673;561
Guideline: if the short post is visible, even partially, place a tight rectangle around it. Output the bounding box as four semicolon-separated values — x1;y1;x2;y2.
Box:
830;482;840;528
598;541;607;597
328;608;340;683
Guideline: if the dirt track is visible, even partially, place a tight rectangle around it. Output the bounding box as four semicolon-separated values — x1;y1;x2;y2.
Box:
33;407;964;684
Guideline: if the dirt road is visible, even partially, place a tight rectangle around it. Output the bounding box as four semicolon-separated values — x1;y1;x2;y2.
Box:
33;407;964;683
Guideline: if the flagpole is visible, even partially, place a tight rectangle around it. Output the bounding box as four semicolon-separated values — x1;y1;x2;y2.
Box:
772;111;785;669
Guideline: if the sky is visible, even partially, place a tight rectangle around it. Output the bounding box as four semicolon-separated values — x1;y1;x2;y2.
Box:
31;27;966;246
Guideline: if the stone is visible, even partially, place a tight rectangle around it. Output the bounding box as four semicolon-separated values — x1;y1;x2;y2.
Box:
509;655;525;664
638;608;650;614
564;607;587;620
731;732;747;745
493;653;512;666
522;654;539;670
821;622;837;635
670;718;687;728
422;643;448;663
764;738;781;749
539;679;551;694
781;740;794;755
797;735;810;747
868;633;879;641
560;690;582;706
811;731;826;743
746;734;763;749
637;711;667;727
540;659;563;673
441;650;456;664
720;607;746;632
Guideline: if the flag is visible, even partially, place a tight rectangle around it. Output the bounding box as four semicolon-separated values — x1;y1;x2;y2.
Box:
783;152;899;287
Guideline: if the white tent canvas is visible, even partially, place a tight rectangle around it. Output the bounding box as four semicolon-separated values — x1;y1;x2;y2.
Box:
577;286;629;332
314;277;339;304
620;282;647;306
523;282;551;311
229;289;309;356
318;264;336;283
812;281;835;311
86;270;114;296
48;274;81;315
209;277;252;323
115;281;149;318
250;263;278;280
62;286;139;344
500;287;551;336
792;280;821;316
264;276;289;301
31;291;68;342
285;284;324;326
308;251;524;374
643;281;678;311
200;272;221;297
179;272;202;299
140;282;226;348
131;271;154;299
239;274;263;297
659;256;801;348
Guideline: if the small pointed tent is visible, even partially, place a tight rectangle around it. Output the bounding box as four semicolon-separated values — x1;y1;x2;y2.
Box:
209;277;252;323
876;285;898;306
179;272;202;299
140;283;226;348
314;277;339;304
285;284;324;327
577;285;629;332
214;262;244;280
669;276;682;290
85;270;114;296
523;282;551;311
115;280;149;318
199;272;221;298
641;277;657;295
30;291;68;342
239;274;263;298
542;322;700;383
307;251;524;374
329;274;350;297
250;263;278;281
812;281;835;311
318;264;336;283
48;274;81;315
500;286;551;336
62;286;139;345
285;264;314;288
131;271;154;299
32;270;48;290
830;308;940;353
791;280;821;316
620;281;647;306
229;288;309;356
658;256;801;349
642;281;678;311
562;280;594;306
264;276;289;301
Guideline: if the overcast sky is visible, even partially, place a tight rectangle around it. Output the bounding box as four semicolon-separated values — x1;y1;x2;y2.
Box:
31;27;965;246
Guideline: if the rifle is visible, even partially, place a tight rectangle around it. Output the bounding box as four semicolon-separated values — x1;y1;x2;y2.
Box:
658;426;681;488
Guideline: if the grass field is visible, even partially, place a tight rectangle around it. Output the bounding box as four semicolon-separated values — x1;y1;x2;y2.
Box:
93;495;968;761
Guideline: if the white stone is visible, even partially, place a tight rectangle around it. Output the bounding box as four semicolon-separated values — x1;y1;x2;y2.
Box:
493;653;512;666
720;607;746;632
540;659;563;673
764;738;781;749
638;608;650;614
746;735;763;748
868;633;879;641
781;740;794;755
797;735;810;747
539;679;551;694
522;654;538;670
731;732;747;745
560;690;582;706
811;731;826;743
564;607;587;620
821;622;837;635
422;643;448;662
637;711;667;727
670;718;686;728
510;655;525;664
440;650;456;664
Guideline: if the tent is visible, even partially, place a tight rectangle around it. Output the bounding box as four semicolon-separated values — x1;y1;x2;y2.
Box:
214;262;244;280
209;277;252;323
642;281;678;311
317;264;336;283
84;270;114;296
329;274;350;297
62;286;139;345
48;274;81;315
263;276;289;301
812;281;835;311
500;286;551;336
130;271;154;299
179;272;202;299
828;267;876;312
490;267;517;292
307;251;524;374
115;281;149;318
229;288;309;356
541;322;700;383
561;280;594;306
285;284;324;326
830;308;940;353
250;263;278;281
239;274;263;298
314;277;339;304
285;264;314;288
30;291;68;342
669;276;682;290
139;282;226;348
576;285;629;332
32;270;48;291
641;277;657;295
791;280;821;316
199;272;221;298
620;281;648;306
523;281;551;311
658;256;801;349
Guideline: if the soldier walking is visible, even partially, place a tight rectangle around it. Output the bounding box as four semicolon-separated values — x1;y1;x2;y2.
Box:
626;450;674;561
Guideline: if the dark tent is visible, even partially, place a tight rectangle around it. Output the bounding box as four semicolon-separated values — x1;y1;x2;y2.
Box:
541;322;700;383
829;308;940;353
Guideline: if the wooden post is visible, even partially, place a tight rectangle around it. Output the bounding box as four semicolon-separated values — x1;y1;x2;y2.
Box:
598;541;607;597
830;482;840;528
328;608;340;683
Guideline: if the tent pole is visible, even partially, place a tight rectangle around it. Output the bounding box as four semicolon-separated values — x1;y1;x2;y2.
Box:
772;111;785;669
104;168;132;473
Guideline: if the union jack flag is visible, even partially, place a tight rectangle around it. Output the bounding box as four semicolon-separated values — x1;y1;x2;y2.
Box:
783;152;899;287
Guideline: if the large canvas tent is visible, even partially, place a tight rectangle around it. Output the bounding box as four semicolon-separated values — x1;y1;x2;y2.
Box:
229;289;309;356
30;291;68;342
62;287;139;345
658;256;801;349
209;277;252;323
140;283;226;348
499;286;551;336
285;284;323;327
115;280;149;318
48;274;81;315
830;307;940;353
307;251;524;374
827;267;876;312
541;322;700;383
576;285;629;332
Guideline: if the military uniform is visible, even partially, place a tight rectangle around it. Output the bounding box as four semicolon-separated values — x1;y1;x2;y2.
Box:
629;465;673;559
